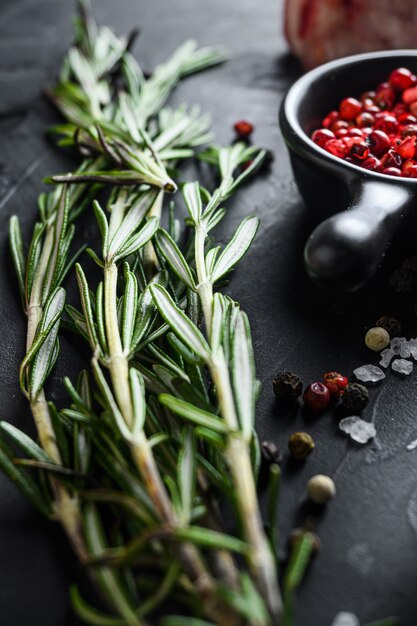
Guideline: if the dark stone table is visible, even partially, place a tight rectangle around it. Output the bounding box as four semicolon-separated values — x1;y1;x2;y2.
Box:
1;1;417;625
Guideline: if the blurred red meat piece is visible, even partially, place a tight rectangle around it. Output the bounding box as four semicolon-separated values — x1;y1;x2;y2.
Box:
284;0;417;69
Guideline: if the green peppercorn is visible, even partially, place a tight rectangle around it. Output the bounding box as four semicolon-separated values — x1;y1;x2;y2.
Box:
375;315;401;339
288;432;315;460
342;382;369;412
272;371;303;400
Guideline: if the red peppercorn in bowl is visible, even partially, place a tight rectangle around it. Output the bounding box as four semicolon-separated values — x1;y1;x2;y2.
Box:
279;50;417;291
311;67;417;177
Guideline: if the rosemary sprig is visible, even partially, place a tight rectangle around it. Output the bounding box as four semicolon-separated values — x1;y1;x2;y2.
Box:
9;176;95;559
152;144;282;620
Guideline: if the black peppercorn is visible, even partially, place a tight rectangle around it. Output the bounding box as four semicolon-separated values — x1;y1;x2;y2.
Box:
375;315;401;339
402;257;417;272
272;371;303;400
261;440;283;466
389;268;417;294
342;382;369;412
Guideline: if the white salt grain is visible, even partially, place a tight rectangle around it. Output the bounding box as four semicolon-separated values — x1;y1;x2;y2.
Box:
390;337;411;358
339;416;376;444
379;348;395;368
353;364;385;384
391;358;413;376
408;338;417;360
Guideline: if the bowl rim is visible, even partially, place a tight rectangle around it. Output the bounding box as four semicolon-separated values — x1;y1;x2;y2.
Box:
280;49;417;184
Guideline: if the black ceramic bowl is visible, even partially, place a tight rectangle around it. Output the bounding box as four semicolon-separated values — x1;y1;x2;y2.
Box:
280;50;417;291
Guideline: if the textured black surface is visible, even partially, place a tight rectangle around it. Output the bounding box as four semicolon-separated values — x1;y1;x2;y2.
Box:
1;1;417;625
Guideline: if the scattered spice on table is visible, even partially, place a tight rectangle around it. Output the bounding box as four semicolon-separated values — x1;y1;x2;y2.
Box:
303;381;331;413
365;326;390;352
288;432;315;460
273;370;303;399
342;382;369;412
307;474;336;504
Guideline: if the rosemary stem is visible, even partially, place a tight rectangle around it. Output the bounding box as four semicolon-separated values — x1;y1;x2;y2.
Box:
104;261;134;427
30;393;62;464
103;260;240;626
195;225;213;332
129;433;175;523
195;228;282;623
27;308;88;561
129;429;239;626
143;190;164;278
26;226;55;348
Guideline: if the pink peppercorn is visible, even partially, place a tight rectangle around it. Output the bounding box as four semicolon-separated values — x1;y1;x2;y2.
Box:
303;383;331;414
344;136;369;161
311;68;417;177
367;130;391;157
233;120;254;139
397;135;416;159
361;156;383;172
383;167;402;176
389;68;416;92
323;372;349;397
403;86;417;104
403;165;417;178
322;111;339;128
380;149;402;169
339;97;362;121
311;128;335;148
374;115;398;135
324;139;348;158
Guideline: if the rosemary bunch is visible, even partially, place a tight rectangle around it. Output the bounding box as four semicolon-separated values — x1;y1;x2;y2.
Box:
3;1;238;623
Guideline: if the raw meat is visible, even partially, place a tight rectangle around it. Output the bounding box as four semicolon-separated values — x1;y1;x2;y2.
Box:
284;0;417;69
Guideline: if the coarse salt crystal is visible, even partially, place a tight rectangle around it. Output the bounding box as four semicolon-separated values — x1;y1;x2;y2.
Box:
391;358;413;375
339;416;376;444
380;348;395;368
353;364;385;384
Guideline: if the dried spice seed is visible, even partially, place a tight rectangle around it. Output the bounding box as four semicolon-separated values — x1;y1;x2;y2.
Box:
402;256;417;272
288;432;315;460
261;440;283;466
272;371;303;400
233;119;254;139
323;371;349;396
303;382;331;413
365;326;390;352
342;382;369;412
375;315;401;338
389;268;417;293
307;474;336;504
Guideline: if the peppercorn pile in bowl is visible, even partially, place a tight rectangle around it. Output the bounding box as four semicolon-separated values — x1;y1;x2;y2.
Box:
311;67;417;177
